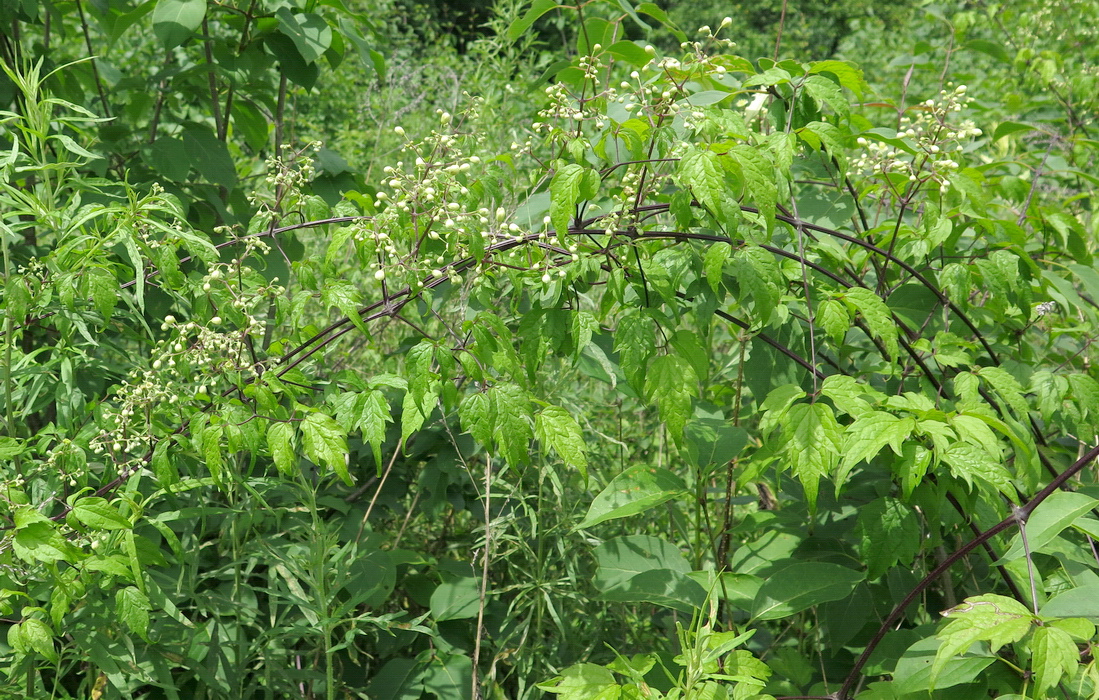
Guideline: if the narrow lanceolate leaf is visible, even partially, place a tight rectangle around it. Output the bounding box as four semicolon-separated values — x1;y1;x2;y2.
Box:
644;354;698;442
843;286;899;360
677;148;724;220
783;402;842;510
536;406;588;481
491;383;532;469
116;586;151;641
302;412;351;485
550;164;599;236
267;422;296;476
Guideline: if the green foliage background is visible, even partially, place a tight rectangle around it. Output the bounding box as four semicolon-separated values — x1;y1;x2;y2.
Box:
1;0;1098;699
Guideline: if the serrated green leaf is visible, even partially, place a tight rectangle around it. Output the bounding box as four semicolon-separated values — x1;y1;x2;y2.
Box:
976;366;1029;419
72;497;131;531
10;618;56;662
803;75;850;119
614;312;655;389
491;383;532;468
678;148;724;220
703;243;730;293
302;412;350;485
732;246;781;325
459;390;494;447
358;390;391;471
729;145;777;232
116;586;151;641
1030;625;1078;697
267;422;296;476
203;422;223;485
321;279;368;335
644;354;697;442
856;498;921;579
536;406;588;480
934;595;1033;685
783;402;842;510
941;442;1013;495
550;163;599;236
843;286;898;359
572;310;598;357
816;298;849;345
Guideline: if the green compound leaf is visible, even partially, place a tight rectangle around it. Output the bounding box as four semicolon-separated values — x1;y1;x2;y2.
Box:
839;411;914;483
536;405;588;481
302;412;351;485
576;466;688;530
491;382;533;469
843;286;899;360
116;586;151;641
976;366;1030;420
941;442;1014;495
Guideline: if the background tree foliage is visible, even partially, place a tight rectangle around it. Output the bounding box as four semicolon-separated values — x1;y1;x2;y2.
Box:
1;0;1098;699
